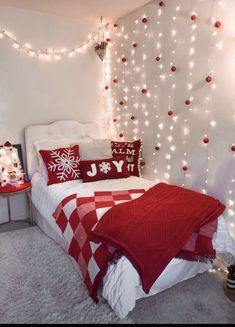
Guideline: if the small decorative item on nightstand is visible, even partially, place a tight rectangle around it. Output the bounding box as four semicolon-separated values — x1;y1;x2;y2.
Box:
0;142;32;226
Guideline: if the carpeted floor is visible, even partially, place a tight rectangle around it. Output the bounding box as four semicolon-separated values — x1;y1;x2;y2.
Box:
0;226;235;324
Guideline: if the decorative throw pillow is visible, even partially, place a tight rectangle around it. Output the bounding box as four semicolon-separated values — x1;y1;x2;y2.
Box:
111;140;142;177
80;157;129;182
70;139;112;160
39;145;82;185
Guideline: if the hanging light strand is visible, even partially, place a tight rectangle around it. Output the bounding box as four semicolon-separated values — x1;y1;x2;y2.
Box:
0;26;100;59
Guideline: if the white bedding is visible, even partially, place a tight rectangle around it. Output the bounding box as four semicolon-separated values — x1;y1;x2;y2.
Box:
31;173;232;319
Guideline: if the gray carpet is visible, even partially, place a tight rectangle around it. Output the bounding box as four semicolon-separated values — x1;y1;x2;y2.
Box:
0;226;235;324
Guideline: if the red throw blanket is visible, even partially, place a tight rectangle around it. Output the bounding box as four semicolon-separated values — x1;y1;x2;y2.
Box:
90;183;225;294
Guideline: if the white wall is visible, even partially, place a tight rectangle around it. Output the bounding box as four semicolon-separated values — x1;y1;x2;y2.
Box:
109;0;235;239
0;7;103;223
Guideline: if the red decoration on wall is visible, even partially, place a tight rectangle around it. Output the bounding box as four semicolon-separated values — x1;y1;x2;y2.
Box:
159;1;164;6
171;66;176;72
140;161;146;167
4;141;12;147
133;42;138;48
203;137;210;144
119;101;124;106
142;17;148;24
206;76;212;83
119;133;124;138
104;85;109;90
168;110;173;116
182;166;188;171
191;15;197;21
155;146;160;151
215;21;221;28
122;57;127;63
156;56;161;61
185;100;191;105
131;116;135;120
106;38;111;43
113;79;118;83
142;89;148;94
231;145;235;151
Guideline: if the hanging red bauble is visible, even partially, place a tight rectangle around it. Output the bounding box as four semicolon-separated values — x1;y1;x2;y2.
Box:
215;21;221;28
155;146;160;151
133;42;138;48
119;101;124;106
231;145;235;151
168;110;173;116
206;75;212;83
4;141;12;147
185;100;191;105
114;23;118;28
156;56;161;61
159;1;164;6
104;85;109;90
119;133;124;138
122;57;127;63
113;118;117;123
191;15;197;21
131;116;135;120
182;166;188;171
203;137;209;144
142;88;148;94
171;66;176;72
106;38;111;42
142;17;148;24
113;79;118;83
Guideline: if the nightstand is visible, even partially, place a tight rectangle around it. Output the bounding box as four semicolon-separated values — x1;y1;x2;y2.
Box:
0;181;32;226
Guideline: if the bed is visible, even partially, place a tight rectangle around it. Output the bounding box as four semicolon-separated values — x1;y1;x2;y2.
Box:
25;120;232;319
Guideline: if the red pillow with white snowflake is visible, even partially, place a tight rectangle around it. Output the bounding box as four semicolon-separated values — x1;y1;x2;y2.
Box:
80;157;129;182
111;140;142;177
39;145;82;186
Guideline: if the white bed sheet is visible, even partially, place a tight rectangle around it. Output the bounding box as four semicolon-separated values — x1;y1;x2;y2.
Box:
31;173;231;319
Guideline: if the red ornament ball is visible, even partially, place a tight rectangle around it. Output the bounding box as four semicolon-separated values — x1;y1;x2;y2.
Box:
142;17;148;24
185;100;191;105
155;146;160;151
231;145;235;151
182;166;188;171
171;66;176;72
142;89;148;94
119;101;124;106
140;161;146;166
168;110;173;116
113;79;118;83
104;85;109;90
122;57;127;63
206;75;212;83
131;116;135;120
114;23;118;28
191;14;197;21
156;56;161;61
203;137;210;144
106;38;111;42
159;1;164;6
119;133;124;138
133;42;138;48
215;21;221;28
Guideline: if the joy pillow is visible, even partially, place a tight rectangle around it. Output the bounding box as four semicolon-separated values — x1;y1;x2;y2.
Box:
39;145;82;185
111;140;142;177
80;157;129;182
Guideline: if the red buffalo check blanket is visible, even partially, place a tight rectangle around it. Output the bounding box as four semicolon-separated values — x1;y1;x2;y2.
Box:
53;184;224;299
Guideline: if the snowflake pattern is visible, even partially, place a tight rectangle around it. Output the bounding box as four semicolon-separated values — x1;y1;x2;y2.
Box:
99;161;111;174
48;148;81;181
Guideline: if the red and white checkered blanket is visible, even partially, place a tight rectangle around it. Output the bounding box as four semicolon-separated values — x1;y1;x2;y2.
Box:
53;187;219;300
53;189;145;300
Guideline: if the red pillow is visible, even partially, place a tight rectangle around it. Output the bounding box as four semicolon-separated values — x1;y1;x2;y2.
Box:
111;140;141;177
39;145;82;185
80;157;129;182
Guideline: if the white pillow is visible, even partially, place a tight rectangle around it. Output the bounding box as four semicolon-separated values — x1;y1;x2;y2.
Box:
70;139;112;160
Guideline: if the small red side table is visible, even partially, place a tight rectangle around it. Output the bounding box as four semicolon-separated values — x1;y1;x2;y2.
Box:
0;181;32;226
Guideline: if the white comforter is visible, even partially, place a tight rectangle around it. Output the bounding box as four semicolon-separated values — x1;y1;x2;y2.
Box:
31;173;235;319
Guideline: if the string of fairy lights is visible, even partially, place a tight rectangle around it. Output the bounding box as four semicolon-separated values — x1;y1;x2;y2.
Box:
108;0;235;239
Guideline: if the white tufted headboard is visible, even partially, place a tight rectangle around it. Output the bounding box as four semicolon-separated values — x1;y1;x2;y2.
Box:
25;120;100;179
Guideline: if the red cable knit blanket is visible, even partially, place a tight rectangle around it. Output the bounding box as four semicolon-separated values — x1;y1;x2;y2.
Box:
90;183;225;294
